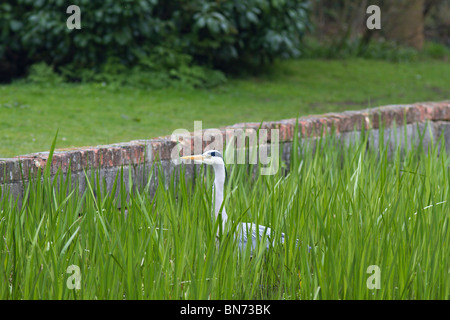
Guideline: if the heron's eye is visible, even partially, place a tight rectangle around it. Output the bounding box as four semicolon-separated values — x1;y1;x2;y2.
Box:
211;151;216;157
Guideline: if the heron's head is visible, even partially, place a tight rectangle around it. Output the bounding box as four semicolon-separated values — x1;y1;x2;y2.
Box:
181;150;224;166
182;150;228;184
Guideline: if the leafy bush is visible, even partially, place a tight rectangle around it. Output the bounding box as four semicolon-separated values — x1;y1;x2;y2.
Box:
421;42;450;60
27;62;64;85
0;0;310;85
60;47;227;89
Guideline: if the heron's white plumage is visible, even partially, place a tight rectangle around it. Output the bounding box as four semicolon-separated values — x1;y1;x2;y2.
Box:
235;222;284;254
182;149;289;255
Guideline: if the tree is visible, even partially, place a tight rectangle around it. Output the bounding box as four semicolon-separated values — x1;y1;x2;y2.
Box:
383;0;425;49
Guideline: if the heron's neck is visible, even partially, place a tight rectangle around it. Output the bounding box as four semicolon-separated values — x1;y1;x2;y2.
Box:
212;164;228;231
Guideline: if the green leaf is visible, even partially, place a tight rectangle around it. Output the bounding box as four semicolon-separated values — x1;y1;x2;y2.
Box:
246;11;258;24
10;20;23;31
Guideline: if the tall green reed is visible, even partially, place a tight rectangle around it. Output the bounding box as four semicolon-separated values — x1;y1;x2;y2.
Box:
0;125;448;299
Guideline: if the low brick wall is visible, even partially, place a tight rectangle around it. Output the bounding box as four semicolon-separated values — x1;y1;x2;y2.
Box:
1;101;450;204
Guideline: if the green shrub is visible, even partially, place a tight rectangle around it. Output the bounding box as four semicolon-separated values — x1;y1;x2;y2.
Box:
60;48;227;89
303;35;449;63
26;62;64;85
0;0;310;85
422;42;450;60
303;36;449;63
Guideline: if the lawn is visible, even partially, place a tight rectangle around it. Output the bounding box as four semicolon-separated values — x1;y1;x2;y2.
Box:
0;58;449;157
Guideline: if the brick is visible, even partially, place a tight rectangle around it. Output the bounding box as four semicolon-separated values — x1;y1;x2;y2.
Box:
297;119;314;138
79;149;97;169
0;160;13;184
404;104;424;124
119;145;133;166
52;153;65;175
14;157;35;181
99;147;113;167
68;151;83;173
431;102;450;121
372;105;407;129
335;111;371;132
149;139;178;161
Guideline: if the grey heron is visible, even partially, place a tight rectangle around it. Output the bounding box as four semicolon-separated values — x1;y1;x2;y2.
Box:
181;150;293;255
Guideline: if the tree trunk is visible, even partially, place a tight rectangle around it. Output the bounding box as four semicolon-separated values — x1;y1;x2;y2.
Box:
383;0;425;49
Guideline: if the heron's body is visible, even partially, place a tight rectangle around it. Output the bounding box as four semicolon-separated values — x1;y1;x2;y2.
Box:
235;222;283;253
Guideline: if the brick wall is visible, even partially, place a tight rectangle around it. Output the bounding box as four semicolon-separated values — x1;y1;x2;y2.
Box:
1;101;449;203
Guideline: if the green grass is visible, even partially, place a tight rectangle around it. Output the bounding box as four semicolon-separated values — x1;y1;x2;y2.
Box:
0;58;449;158
0;128;449;299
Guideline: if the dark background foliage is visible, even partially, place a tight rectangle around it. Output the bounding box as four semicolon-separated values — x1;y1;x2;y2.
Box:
0;0;310;83
1;0;447;86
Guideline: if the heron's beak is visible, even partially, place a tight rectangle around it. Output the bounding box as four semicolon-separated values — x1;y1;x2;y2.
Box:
181;154;205;163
